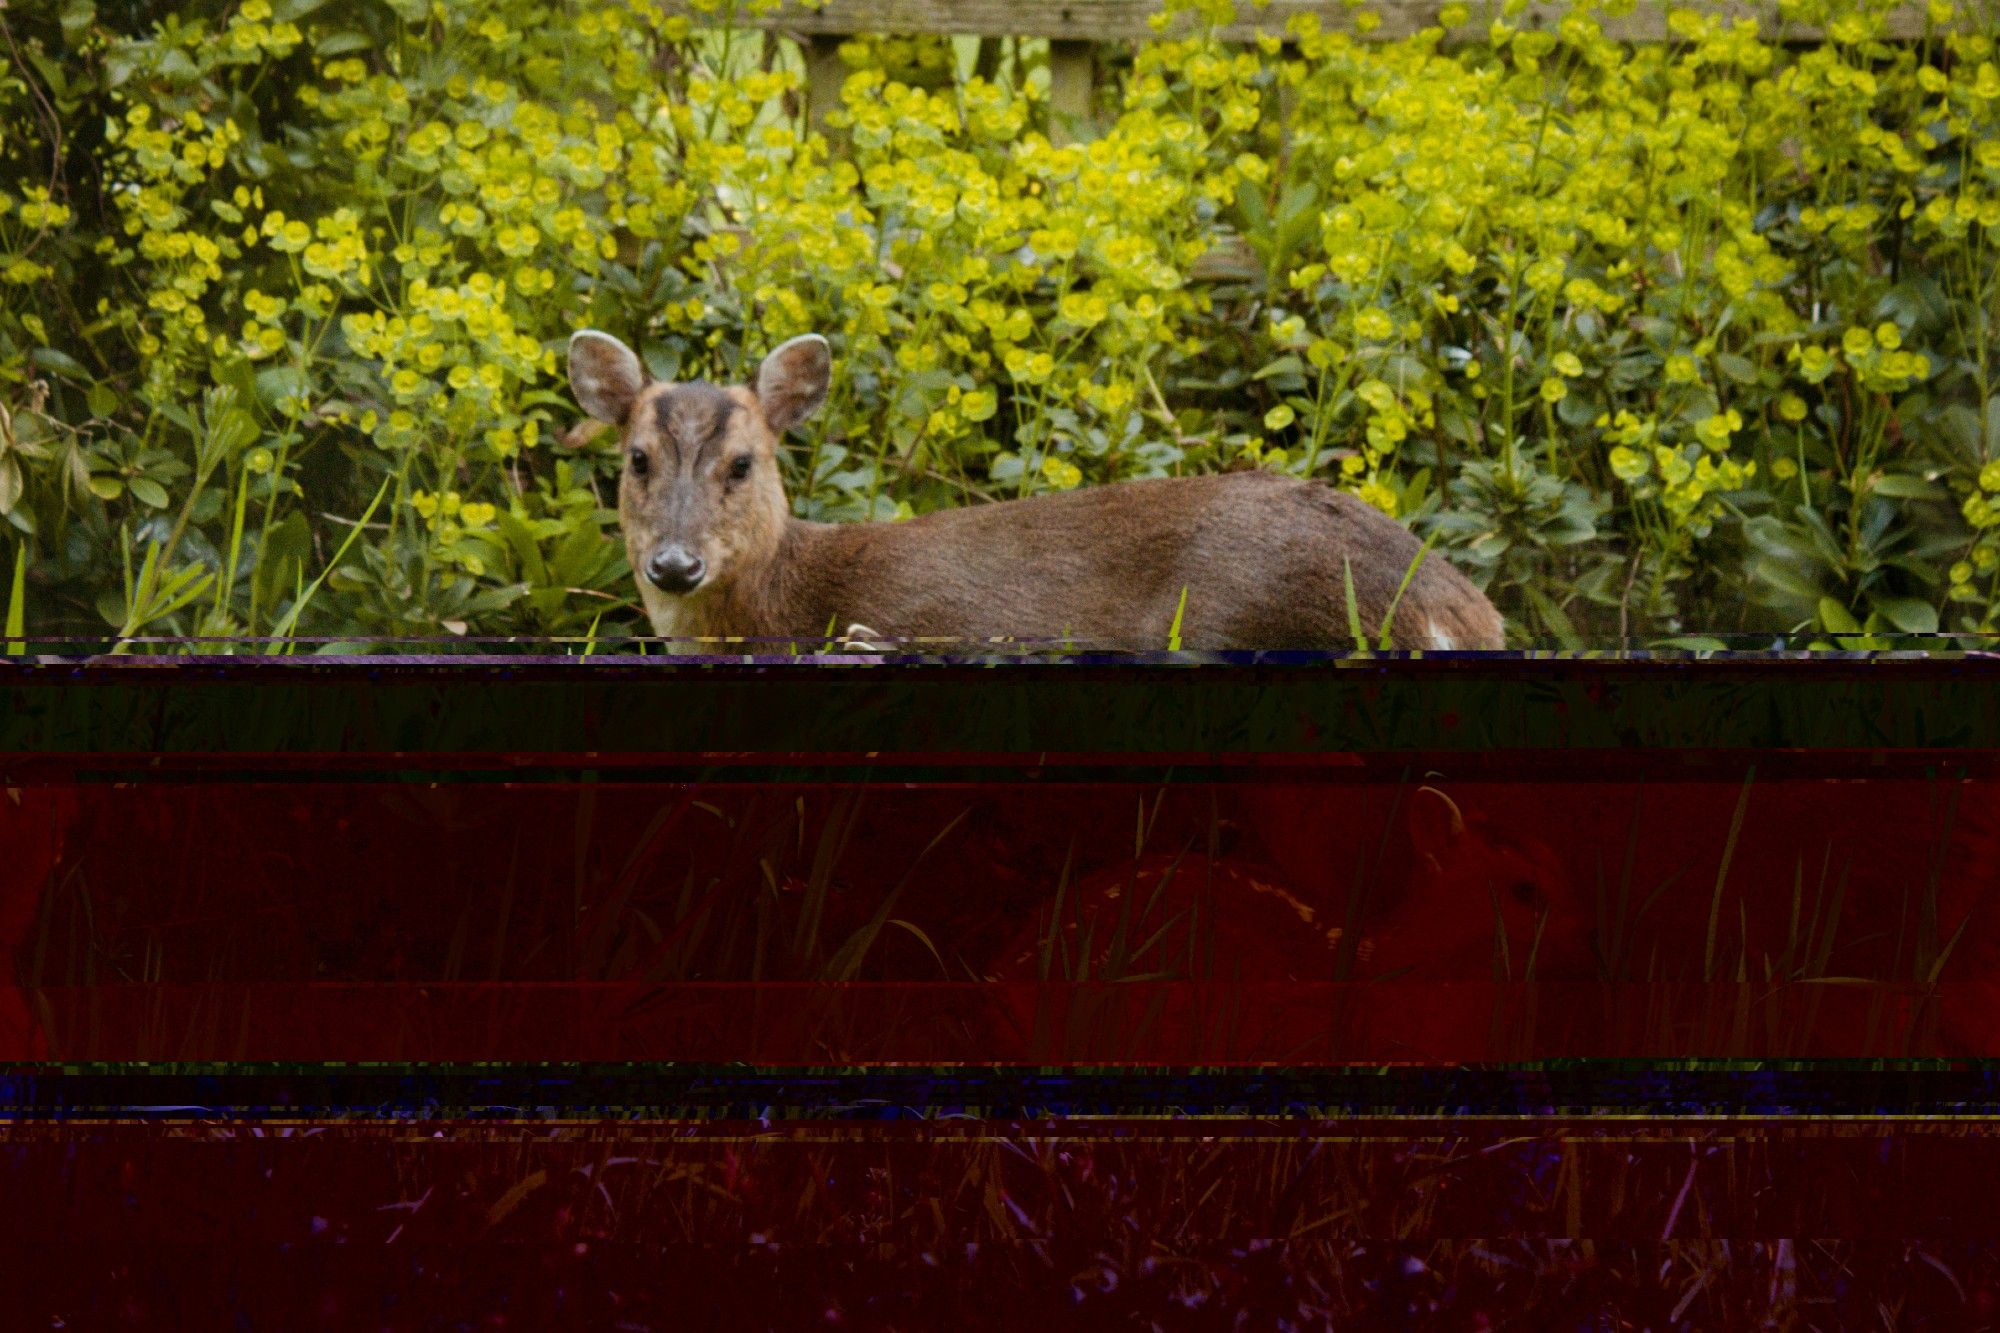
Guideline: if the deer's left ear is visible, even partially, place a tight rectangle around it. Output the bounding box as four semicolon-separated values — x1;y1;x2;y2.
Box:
1407;785;1469;873
755;334;831;436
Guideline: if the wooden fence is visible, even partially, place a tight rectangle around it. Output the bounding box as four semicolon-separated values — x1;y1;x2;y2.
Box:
668;0;1957;136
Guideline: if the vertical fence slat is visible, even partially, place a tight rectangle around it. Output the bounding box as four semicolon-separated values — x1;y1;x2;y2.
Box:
802;34;849;134
1046;38;1099;143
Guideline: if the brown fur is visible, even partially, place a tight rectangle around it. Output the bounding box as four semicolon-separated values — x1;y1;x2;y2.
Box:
575;330;1506;650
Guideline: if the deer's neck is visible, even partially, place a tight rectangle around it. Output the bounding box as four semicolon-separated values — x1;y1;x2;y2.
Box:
644;517;847;643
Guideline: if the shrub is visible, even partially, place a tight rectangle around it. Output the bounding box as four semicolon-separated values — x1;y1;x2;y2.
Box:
1;0;1996;648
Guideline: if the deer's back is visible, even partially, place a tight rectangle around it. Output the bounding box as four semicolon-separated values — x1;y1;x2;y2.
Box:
795;471;1504;649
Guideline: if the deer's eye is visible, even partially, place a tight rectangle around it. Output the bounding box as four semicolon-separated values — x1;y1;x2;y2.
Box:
727;455;753;482
628;449;650;479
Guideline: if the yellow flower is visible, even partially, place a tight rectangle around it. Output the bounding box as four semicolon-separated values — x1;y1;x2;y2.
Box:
1609;446;1650;481
1353;308;1395;341
1696;409;1742;448
1356;480;1398;515
960;389;998;423
1041;454;1083;489
1357;381;1397;414
1794;346;1835;383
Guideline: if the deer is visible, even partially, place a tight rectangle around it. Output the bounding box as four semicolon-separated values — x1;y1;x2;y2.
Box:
566;328;1508;651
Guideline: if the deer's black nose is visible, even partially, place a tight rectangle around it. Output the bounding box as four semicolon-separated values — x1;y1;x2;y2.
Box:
646;545;706;593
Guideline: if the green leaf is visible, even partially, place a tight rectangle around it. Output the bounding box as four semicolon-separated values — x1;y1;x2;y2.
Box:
314;31;372;55
1524;585;1584;650
155;48;199;82
1252;355;1305;381
640;346;683;384
1274;182;1320;232
254;365;308;410
1716;352;1760;384
28;347;90;381
1938;405;1983;461
59;0;96;39
252;511;312;613
1234;179;1271;234
495;510;551;586
87;475;123;501
1555;391;1603;428
1817;597;1862;634
1872;596;1939;635
462;582;530;617
1870;474;1947;500
213;357;259;406
1748;555;1821;603
127;477;170;509
0;457;20;516
1401;466;1431;517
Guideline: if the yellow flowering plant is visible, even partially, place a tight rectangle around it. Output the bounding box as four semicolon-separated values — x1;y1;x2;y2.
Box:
1;0;1996;648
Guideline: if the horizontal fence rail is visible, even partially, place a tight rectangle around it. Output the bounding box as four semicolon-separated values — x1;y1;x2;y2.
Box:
662;0;1961;42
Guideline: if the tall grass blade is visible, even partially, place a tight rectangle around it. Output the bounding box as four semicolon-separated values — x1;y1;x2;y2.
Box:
1375;529;1440;650
4;542;24;655
1704;768;1756;982
267;475;391;649
1342;558;1364;648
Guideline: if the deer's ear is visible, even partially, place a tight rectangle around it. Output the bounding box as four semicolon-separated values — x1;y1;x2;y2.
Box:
568;330;646;425
1407;785;1469;867
755;334;832;437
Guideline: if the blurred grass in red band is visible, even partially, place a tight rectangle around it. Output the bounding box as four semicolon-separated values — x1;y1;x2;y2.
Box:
7;663;2000;1319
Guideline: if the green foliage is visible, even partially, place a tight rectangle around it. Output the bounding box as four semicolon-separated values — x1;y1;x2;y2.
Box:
0;0;1997;646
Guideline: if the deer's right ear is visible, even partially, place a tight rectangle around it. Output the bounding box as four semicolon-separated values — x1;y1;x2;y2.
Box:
568;330;646;425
